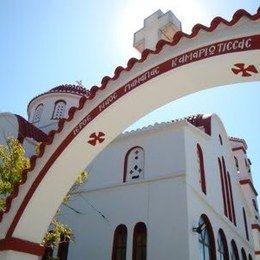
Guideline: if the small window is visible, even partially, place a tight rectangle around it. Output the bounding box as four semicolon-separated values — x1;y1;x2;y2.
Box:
132;222;147;260
197;144;206;194
52;100;66;120
219;134;223;145
252;199;258;212
32;103;43;123
248;253;253;260
124;147;144;182
112;225;127;260
234;157;239;173
242;208;249;241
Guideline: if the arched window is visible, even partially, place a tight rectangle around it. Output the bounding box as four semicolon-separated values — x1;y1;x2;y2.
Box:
227;172;236;226
197;214;215;260
32;103;43;123
242;208;249;241
230;240;239;260
124;147;144;182
132;222;147;260
217;229;229;260
248;253;253;260
241;248;247;260
197;144;206;194
112;225;127;260
234;157;239;173
52;100;66;120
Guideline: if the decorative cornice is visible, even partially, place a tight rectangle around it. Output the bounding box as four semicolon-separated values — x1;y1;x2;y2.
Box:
252;224;260;232
232;146;247;154
240;179;258;196
229;136;248;149
123;114;212;136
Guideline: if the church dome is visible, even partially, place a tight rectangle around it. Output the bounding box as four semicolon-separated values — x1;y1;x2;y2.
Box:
27;84;90;132
28;84;90;107
48;84;90;96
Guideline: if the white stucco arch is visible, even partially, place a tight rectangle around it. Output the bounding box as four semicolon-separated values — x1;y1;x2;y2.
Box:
0;9;259;259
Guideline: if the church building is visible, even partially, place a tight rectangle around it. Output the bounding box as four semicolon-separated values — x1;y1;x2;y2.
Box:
0;9;259;260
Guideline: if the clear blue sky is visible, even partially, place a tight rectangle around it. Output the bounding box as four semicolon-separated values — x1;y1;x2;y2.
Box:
0;1;259;193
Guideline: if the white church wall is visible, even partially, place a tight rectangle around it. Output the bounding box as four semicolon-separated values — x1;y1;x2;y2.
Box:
58;121;190;259
147;176;189;260
84;123;186;190
22;137;38;157
0;113;19;144
61;173;189;260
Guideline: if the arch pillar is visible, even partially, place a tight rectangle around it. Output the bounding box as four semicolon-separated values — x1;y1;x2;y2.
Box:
0;237;44;260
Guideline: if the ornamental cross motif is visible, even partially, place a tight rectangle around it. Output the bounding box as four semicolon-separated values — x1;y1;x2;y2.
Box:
231;63;258;77
88;132;105;146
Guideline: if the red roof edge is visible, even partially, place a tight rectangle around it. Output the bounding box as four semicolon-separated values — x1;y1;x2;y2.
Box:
186;114;212;135
16;115;49;143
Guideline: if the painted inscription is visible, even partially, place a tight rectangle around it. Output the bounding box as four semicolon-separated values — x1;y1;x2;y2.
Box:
72;35;259;137
171;38;252;67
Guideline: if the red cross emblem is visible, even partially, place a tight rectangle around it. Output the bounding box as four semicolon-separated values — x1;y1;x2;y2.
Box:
88;132;105;146
231;63;258;77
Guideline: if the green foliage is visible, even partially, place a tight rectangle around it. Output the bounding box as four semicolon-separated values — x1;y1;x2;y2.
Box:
75;171;88;185
0;137;30;211
43;219;73;247
0;137;89;252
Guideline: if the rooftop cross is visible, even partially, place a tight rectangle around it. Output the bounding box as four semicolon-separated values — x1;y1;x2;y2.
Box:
133;10;182;53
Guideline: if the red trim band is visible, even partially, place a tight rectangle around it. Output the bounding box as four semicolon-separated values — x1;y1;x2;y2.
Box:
0;237;44;256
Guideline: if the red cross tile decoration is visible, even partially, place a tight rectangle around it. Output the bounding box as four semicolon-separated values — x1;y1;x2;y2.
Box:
231;63;258;77
88;132;105;146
